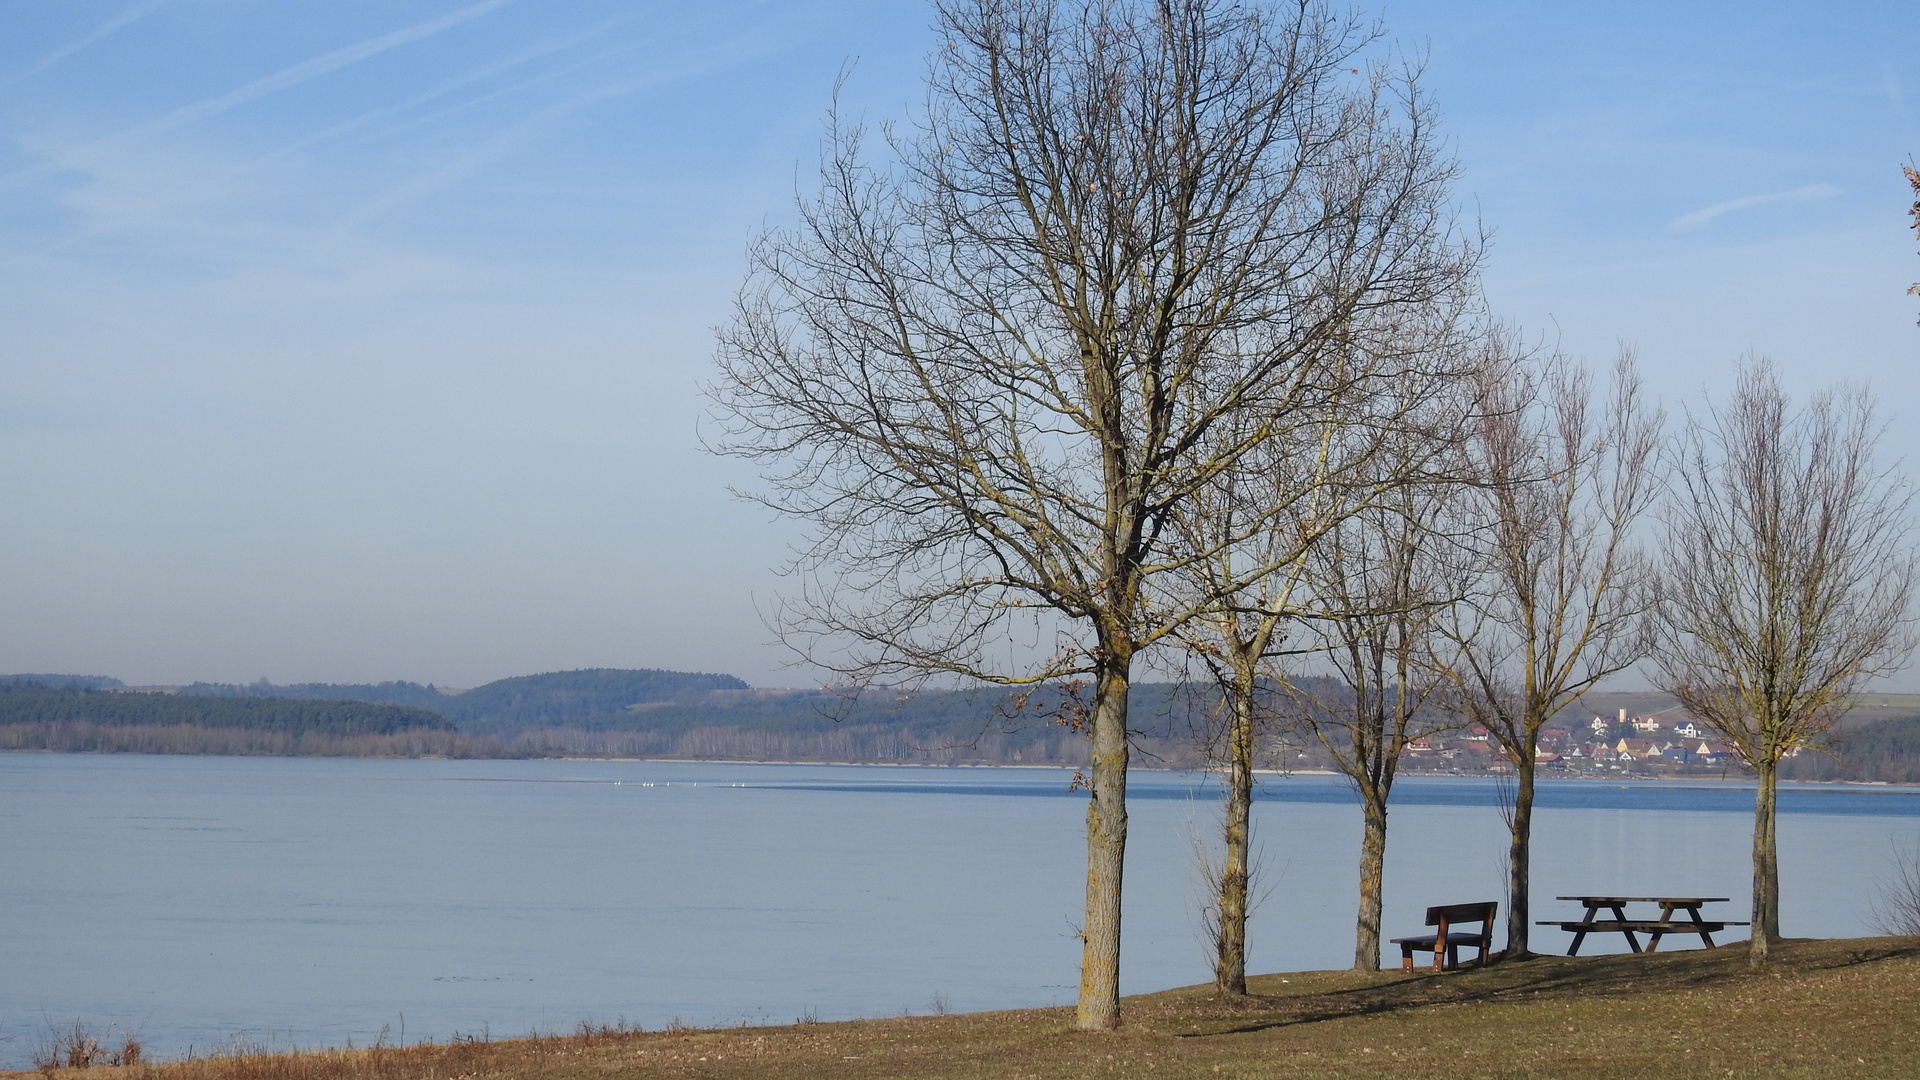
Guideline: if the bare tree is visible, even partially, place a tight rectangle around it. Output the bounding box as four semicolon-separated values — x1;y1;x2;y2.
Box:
1174;342;1481;991
1291;479;1468;971
1869;836;1920;937
1169;327;1478;990
708;0;1475;1028
1433;344;1662;959
1906;162;1919;326
1650;360;1917;965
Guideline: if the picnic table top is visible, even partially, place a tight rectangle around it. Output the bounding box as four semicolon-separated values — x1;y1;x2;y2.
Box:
1555;896;1731;905
1536;918;1744;930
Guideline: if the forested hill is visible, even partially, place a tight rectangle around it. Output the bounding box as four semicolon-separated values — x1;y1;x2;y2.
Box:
1782;714;1920;784
438;668;750;731
0;684;455;735
167;668;754;731
2;673;125;690
178;679;450;710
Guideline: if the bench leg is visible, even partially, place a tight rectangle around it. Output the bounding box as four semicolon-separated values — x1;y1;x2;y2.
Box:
1400;944;1414;972
1443;944;1457;972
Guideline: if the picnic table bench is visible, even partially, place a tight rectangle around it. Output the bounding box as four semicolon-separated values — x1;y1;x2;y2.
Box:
1390;901;1498;972
1537;896;1750;955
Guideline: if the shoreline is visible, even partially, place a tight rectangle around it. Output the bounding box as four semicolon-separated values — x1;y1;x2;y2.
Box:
6;747;1918;787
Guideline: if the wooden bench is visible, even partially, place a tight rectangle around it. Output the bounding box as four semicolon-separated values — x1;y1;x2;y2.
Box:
1390;901;1498;972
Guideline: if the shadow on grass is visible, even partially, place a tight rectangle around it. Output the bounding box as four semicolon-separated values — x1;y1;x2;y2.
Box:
1170;936;1920;1038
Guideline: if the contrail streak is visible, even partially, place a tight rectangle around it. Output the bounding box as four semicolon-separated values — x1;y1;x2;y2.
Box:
12;0;172;83
1669;184;1842;231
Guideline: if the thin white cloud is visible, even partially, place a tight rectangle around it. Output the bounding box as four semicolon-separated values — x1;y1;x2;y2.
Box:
12;0;172;82
127;0;516;140
1669;184;1842;231
255;16;640;166
340;26;792;225
0;0;515;193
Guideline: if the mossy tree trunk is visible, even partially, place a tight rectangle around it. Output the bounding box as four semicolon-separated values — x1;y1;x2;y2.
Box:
1215;674;1257;994
1505;751;1536;957
1355;799;1389;970
1078;660;1133;1029
1749;759;1778;965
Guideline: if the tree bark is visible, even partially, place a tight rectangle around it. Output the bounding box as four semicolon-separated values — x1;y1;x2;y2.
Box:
1355;798;1388;971
1750;759;1777;965
1215;675;1255;994
1077;662;1131;1030
1505;751;1536;958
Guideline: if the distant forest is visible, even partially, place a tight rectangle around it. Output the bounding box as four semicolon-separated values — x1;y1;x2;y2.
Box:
3;667;1918;780
178;678;452;710
1;673;124;690
0;684;455;735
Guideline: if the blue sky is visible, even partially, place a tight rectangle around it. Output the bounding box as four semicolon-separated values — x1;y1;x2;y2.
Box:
1;0;1915;688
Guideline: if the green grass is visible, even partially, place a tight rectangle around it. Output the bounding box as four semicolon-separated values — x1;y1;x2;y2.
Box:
14;936;1918;1079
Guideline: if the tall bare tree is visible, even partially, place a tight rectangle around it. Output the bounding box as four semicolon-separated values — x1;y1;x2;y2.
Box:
1292;478;1468;970
1650;360;1917;965
1434;345;1662;958
709;0;1475;1028
1174;331;1481;992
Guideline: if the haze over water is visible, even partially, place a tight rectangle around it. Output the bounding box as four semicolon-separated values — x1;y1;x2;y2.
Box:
4;754;1917;1066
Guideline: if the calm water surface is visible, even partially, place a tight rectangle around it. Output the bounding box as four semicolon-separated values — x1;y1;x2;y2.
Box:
3;754;1916;1065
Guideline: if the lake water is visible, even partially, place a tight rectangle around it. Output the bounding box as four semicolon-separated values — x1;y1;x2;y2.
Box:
3;754;1917;1066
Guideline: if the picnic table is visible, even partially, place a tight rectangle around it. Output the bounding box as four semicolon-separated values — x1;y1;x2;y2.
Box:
1537;896;1750;956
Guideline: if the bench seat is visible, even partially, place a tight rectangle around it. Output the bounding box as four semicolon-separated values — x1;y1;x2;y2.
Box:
1390;901;1497;972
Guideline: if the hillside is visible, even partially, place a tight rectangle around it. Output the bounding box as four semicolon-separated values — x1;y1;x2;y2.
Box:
177;679;451;710
0;684;453;735
0;684;501;757
9;665;1920;777
14;936;1918;1079
0;673;125;690
441;668;750;732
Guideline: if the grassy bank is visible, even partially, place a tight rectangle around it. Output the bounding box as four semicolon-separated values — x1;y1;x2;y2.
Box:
12;936;1918;1079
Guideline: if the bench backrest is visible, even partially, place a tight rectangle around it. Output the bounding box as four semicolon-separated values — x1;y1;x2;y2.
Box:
1426;901;1497;929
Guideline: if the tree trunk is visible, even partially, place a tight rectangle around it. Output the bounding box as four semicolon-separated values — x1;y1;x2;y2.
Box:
1077;662;1131;1030
1505;753;1536;958
1215;677;1255;994
1749;759;1778;966
1355;797;1388;971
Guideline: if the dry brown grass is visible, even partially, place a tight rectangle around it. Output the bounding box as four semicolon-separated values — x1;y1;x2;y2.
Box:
13;937;1919;1080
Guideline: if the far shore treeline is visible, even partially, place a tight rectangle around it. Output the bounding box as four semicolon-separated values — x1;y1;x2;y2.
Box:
3;667;1920;781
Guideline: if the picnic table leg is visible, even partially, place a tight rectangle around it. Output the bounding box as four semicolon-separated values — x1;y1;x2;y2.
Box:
1612;905;1641;953
1676;903;1715;948
1569;902;1602;956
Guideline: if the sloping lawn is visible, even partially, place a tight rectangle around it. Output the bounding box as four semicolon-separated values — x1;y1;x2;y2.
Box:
15;936;1918;1080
